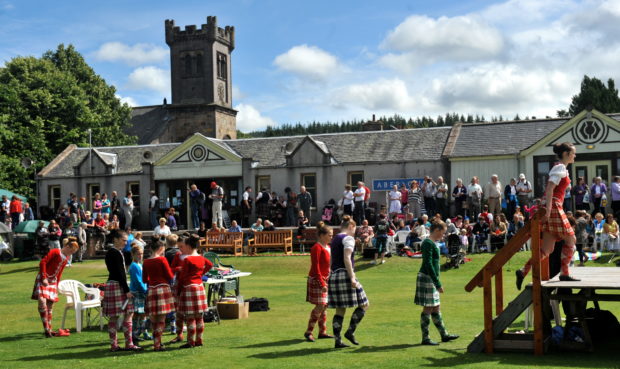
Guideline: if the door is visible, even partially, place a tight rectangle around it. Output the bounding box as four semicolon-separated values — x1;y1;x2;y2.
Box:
572;160;612;211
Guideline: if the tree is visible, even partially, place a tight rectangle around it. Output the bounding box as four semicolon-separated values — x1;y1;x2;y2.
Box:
0;44;136;198
569;75;620;115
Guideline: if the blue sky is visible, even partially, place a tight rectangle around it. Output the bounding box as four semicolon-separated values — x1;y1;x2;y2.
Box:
1;0;619;131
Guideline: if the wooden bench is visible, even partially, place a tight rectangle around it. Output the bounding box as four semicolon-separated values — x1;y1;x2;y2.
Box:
294;227;341;251
199;232;243;256
248;230;293;255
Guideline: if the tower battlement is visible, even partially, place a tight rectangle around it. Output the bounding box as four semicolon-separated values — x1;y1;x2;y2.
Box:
165;16;235;50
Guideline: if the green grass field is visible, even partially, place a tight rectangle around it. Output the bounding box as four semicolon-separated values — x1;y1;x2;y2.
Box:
1;252;619;369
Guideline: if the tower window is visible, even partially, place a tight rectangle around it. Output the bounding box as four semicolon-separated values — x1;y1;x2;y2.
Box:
196;53;203;76
184;54;192;77
217;52;227;80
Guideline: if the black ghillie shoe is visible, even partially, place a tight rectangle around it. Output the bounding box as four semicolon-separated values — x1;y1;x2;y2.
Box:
516;270;524;290
304;332;315;342
441;334;459;342
318;334;334;339
421;339;439;346
179;343;195;349
334;340;350;348
559;275;580;282
344;332;359;345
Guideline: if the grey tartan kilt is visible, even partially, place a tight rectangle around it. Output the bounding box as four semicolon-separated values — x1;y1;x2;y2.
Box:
414;272;440;307
327;269;369;309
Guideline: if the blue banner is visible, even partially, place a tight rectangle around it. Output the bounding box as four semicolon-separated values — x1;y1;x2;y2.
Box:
372;178;424;191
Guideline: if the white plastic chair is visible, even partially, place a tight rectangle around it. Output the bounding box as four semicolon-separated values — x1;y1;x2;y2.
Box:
58;280;104;333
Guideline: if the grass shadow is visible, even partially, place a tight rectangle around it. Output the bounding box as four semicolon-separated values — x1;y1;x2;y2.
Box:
353;343;418;353
247;347;334;359
0;332;44;342
238;338;305;348
16;347;147;362
0;266;38;275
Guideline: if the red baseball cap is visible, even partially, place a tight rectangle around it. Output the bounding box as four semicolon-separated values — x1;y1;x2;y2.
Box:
211;181;217;188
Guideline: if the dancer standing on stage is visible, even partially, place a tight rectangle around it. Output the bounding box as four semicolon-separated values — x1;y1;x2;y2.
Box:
31;239;78;337
516;142;579;290
328;216;369;348
304;222;334;342
414;220;459;345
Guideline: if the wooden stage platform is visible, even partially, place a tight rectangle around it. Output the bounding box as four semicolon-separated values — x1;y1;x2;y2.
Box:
542;267;620;290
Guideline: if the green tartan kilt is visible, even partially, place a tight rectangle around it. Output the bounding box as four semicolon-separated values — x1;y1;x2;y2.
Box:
414;272;440;307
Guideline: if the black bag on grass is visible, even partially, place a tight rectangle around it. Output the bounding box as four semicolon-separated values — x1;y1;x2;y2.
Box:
585;308;620;342
248;297;270;312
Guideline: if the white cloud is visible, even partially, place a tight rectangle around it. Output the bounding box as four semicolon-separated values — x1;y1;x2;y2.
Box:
126;66;169;95
232;85;245;100
93;42;168;66
380;15;504;68
430;63;574;115
234;103;277;132
331;79;414;111
115;94;138;107
273;44;340;81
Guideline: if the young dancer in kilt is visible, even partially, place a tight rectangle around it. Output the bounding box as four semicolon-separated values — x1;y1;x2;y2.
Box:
304;221;334;342
129;245;151;343
142;240;175;351
328;215;369;348
415;220;459;345
169;234;190;344
176;234;213;348
516;142;579;290
32;239;79;337
103;230;142;352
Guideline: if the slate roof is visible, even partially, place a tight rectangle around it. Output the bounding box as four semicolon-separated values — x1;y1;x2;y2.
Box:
127;105;171;145
223;127;451;167
41;143;179;178
448;118;568;157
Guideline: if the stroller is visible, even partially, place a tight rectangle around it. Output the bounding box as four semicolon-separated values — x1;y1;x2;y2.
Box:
321;199;339;225
444;234;465;269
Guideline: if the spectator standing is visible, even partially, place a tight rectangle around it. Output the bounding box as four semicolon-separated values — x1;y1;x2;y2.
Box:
400;184;409;211
421;176;437;216
484;175;502;217
452;179;467;218
362;182;371;217
0;195;8;224
572;177;589;212
504;178;518;220
435;176;449;219
284;187;298;227
48;220;62;249
9;195;22;229
23;202;35;221
467;177;483;220
209;182;225;228
590;177;607;216
149;190;159;230
241;186;253;228
342;185;354;216
388;185;402;217
255;188;271;221
110;191;122;224
298;186;313;224
68;194;79;224
372;214;390;265
563;182;573;213
189;184;203;230
121;192;134;230
92;193;103;217
76;222;87;262
101;193;111;217
516;174;533;209
408;180;424;219
611;176;620;219
353;182;366;225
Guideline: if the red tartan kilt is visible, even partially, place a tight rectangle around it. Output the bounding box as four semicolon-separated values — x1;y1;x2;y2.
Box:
31;275;59;302
178;284;207;315
542;202;575;240
146;284;175;315
306;277;328;305
102;281;133;317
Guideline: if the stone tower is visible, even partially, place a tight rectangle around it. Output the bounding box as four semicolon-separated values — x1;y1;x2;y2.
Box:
163;16;237;140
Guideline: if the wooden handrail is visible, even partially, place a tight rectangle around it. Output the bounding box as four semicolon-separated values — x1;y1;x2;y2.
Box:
464;210;544;292
465;208;547;355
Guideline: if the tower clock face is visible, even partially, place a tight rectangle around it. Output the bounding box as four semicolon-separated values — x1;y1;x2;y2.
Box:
217;83;225;103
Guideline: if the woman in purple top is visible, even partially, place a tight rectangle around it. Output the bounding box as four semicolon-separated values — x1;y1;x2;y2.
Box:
590;177;607;216
327;215;369;348
572;177;589;211
611;176;620;219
